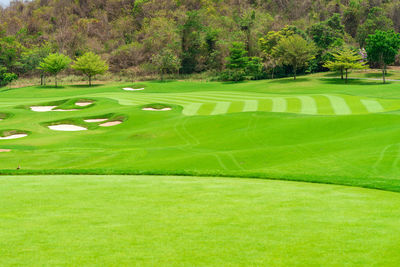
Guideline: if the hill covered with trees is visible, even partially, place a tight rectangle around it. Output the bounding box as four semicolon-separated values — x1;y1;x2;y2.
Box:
1;0;400;83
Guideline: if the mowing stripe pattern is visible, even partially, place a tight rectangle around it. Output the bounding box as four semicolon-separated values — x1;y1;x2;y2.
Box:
92;91;400;116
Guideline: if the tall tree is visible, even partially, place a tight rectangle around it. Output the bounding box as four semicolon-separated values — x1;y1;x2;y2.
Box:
72;52;108;86
221;42;249;82
366;30;400;84
151;48;181;81
273;35;316;80
38;53;71;87
356;7;393;48
180;11;203;74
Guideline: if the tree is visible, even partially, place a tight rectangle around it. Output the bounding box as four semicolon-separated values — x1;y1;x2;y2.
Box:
259;31;282;79
180;11;203;74
72;52;108;86
273;35;317;80
38;53;71;87
0;67;17;87
220;42;248;81
366;30;400;84
307;14;344;50
151;48;181;81
323;48;368;83
356;8;394;48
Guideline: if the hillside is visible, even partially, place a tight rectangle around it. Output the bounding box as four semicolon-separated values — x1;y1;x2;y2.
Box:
1;0;400;79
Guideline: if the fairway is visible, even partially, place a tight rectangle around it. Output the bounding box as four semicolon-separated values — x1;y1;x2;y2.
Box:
2;78;400;191
1;175;400;266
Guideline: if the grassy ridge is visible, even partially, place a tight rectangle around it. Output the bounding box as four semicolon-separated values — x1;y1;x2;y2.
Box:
1;175;400;266
1;77;400;191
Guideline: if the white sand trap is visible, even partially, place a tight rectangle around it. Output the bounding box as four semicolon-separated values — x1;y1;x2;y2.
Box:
30;106;57;112
53;109;79;112
0;149;11;152
99;121;122;127
123;87;144;91
142;107;172;111
48;124;87;131
84;118;108;123
76;101;93;107
0;134;28;140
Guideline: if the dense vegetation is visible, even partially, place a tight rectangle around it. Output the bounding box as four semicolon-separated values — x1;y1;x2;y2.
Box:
2;0;400;84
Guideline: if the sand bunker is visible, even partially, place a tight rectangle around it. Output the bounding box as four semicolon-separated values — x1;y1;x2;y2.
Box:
142;107;172;111
30;106;57;112
84;118;108;123
123;87;144;91
76;101;93;107
53;109;79;112
0;149;11;152
48;124;87;131
99;121;122;127
0;134;28;140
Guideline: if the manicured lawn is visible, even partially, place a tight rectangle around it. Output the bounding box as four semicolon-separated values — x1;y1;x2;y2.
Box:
1;78;400;191
1;175;399;266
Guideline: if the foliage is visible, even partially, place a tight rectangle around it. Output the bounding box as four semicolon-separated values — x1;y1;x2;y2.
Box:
307;14;344;50
323;48;368;83
366;30;400;83
72;52;109;86
38;53;71;87
0;66;17;87
221;42;248;81
356;8;394;48
151;48;181;80
273;35;317;79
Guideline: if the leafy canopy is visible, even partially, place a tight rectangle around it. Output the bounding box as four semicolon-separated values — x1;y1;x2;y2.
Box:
323;48;368;82
273;35;317;79
151;48;181;80
38;53;71;75
366;30;400;67
72;52;108;78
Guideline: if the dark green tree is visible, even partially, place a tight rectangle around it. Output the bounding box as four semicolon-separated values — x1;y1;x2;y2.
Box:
180;11;203;74
356;8;394;48
221;42;249;81
366;30;400;84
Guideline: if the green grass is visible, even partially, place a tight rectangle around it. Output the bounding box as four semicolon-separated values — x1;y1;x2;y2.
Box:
1;175;400;266
2;78;400;191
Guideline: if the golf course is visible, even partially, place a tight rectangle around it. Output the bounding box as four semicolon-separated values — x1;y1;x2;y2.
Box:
1;76;400;264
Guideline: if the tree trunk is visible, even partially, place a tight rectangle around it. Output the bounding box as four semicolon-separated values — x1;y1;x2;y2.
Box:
383;64;386;84
271;67;275;79
345;69;348;83
89;75;92;86
293;64;297;80
341;68;344;80
40;74;44;86
55;75;57;88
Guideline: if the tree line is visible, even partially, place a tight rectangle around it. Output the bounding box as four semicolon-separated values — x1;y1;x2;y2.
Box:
1;0;400;86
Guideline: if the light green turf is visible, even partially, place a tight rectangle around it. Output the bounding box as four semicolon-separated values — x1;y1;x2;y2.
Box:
2;78;400;191
1;175;400;266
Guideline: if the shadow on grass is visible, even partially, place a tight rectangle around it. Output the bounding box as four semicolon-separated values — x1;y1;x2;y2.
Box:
69;84;103;88
364;72;393;78
318;78;386;86
267;77;311;84
148;79;176;84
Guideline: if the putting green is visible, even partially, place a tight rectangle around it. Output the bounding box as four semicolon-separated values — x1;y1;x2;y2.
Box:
1;175;399;266
1;78;400;191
